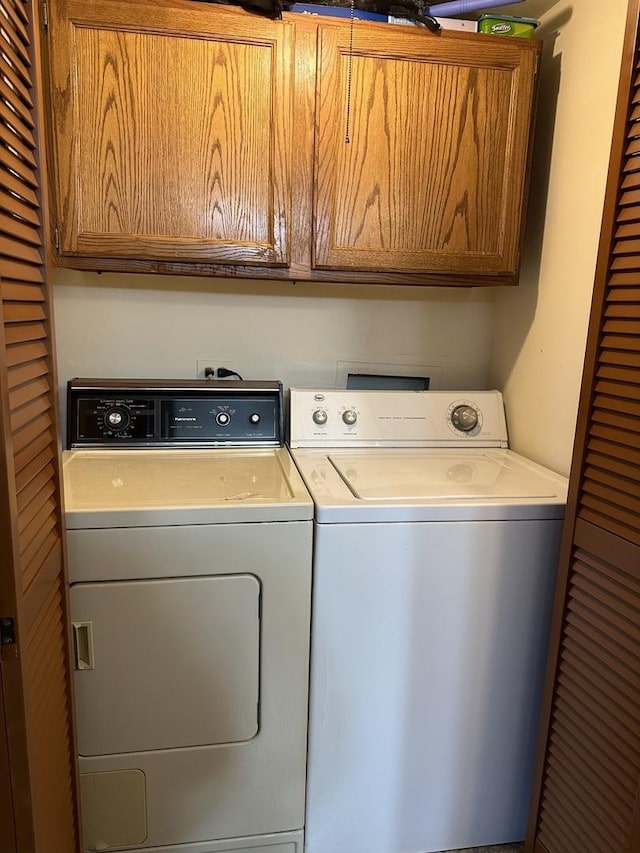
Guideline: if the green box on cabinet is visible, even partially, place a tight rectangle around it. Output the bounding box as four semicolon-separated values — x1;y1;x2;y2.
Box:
478;14;538;38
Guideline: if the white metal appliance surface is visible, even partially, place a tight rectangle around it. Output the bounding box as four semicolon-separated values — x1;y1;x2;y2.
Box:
64;380;313;853
288;389;568;853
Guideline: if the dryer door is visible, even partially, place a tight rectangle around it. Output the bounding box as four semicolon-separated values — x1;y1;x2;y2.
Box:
70;575;260;755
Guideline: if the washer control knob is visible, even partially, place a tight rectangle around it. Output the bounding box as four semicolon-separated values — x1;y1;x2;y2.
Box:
342;409;358;426
312;408;328;426
451;404;479;432
216;411;230;426
249;413;261;425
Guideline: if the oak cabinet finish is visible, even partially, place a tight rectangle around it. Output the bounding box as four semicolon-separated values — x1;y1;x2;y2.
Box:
313;24;539;277
48;0;293;267
44;0;541;286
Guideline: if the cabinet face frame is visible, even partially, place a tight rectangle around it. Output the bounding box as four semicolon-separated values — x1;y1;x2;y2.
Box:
47;0;293;267
312;25;540;275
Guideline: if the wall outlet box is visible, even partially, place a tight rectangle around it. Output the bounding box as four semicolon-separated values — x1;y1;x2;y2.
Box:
196;360;239;380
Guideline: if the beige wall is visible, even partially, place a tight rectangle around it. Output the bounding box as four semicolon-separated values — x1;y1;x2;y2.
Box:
54;270;494;408
489;0;629;475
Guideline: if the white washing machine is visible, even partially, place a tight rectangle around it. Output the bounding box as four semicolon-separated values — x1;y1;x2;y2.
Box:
63;379;313;853
288;388;568;853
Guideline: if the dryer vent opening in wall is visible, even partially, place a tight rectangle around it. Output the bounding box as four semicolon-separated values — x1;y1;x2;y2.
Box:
346;373;429;390
335;361;443;390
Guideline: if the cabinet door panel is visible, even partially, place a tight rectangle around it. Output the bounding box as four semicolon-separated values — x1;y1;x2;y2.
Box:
314;26;539;274
49;1;292;266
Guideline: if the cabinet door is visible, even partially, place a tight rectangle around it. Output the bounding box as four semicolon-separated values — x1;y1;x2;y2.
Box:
47;0;293;266
313;26;539;276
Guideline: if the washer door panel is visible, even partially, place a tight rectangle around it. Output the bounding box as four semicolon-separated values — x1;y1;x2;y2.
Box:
71;575;260;755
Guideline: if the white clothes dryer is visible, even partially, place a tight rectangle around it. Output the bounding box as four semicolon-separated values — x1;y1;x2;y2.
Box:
64;379;313;853
288;388;568;853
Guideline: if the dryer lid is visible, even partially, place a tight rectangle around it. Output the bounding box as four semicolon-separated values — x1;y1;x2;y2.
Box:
63;448;313;527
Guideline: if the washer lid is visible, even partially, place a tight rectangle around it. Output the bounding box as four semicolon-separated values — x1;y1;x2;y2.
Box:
290;447;568;522
63;448;313;527
330;450;560;500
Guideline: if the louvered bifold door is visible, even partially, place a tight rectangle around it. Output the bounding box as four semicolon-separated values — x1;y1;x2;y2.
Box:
0;0;79;851
526;4;640;853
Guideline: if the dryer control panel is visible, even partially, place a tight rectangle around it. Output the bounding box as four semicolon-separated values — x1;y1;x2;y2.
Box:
289;389;509;448
68;378;284;448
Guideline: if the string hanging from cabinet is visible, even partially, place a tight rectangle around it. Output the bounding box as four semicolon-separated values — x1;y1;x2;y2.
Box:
345;0;355;143
340;1;440;143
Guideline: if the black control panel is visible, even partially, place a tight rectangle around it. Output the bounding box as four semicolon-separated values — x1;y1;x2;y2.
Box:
67;379;284;448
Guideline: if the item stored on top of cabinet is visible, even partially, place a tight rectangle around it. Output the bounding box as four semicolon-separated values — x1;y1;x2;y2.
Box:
288;2;387;19
394;15;477;30
43;0;541;287
478;13;539;37
193;0;284;18
192;0;439;27
284;0;441;31
426;0;525;15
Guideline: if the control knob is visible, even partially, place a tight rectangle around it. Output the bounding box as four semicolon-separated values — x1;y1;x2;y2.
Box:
249;413;261;425
342;409;357;426
104;406;130;432
216;411;230;426
312;408;328;426
451;404;479;433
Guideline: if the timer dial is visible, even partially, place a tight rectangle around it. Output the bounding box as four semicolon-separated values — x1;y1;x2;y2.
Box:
104;406;131;432
451;404;479;433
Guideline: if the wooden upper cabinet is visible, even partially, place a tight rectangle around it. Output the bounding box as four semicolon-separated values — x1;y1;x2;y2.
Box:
47;0;293;266
43;1;541;285
313;24;540;276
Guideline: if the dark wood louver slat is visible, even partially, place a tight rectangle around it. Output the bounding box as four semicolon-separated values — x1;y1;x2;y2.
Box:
526;4;640;852
535;539;640;853
0;0;80;850
585;110;640;542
